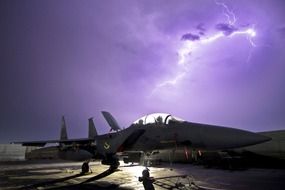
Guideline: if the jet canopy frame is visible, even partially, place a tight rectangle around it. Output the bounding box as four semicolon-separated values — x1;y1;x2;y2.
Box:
132;113;184;126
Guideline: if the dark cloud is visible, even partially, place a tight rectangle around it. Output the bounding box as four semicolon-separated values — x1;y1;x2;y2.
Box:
196;23;206;36
181;33;200;41
196;23;206;32
199;31;205;36
215;23;238;36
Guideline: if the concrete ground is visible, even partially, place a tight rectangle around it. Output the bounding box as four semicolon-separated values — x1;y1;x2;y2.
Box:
0;160;285;190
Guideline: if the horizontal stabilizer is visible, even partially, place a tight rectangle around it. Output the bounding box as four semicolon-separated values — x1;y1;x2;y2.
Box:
101;111;121;131
12;138;95;147
22;142;47;147
12;116;96;147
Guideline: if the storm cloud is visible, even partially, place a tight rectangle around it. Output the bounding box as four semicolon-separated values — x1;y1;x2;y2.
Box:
181;33;200;41
1;0;285;142
215;23;238;35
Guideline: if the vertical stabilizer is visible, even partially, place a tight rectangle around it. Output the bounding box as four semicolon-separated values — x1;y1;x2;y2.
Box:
101;111;121;131
60;116;68;140
88;117;98;139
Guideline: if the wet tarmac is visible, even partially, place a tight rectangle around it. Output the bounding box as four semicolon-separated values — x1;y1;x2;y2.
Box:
0;160;285;190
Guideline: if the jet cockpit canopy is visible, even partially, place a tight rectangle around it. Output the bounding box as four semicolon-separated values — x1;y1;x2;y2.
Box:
133;113;184;125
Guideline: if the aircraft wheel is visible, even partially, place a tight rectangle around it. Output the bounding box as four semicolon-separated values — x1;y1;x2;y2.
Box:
110;161;120;170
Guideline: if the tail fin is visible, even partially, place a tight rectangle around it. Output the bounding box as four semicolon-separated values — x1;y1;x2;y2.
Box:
101;111;121;131
60;116;68;140
88;117;98;139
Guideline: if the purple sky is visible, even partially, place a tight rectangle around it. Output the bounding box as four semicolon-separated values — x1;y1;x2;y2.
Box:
1;0;285;143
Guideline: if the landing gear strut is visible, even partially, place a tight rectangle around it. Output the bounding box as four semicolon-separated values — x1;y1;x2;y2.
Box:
102;154;120;170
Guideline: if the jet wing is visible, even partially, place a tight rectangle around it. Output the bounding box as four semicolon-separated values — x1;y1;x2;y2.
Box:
12;138;95;147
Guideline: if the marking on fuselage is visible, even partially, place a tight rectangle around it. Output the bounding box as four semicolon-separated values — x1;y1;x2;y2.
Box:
104;142;110;149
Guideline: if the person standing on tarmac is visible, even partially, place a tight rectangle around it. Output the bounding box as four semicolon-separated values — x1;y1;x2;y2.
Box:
139;168;155;190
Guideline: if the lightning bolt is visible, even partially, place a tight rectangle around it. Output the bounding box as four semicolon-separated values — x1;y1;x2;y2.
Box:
151;1;257;96
215;0;237;25
156;72;186;88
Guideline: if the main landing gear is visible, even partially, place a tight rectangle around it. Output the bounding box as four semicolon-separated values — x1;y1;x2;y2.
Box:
81;155;120;174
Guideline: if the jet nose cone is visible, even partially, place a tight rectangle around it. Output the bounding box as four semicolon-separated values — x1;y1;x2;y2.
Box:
199;125;272;150
235;132;271;147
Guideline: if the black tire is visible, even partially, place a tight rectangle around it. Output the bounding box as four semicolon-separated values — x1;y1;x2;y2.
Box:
81;162;89;174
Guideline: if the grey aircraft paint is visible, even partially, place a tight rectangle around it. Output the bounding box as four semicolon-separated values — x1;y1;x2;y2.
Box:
13;112;271;168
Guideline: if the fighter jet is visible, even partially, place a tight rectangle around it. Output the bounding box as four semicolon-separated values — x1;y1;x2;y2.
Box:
13;112;271;170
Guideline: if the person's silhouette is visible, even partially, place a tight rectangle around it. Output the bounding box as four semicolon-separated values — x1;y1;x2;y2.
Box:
139;168;155;190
